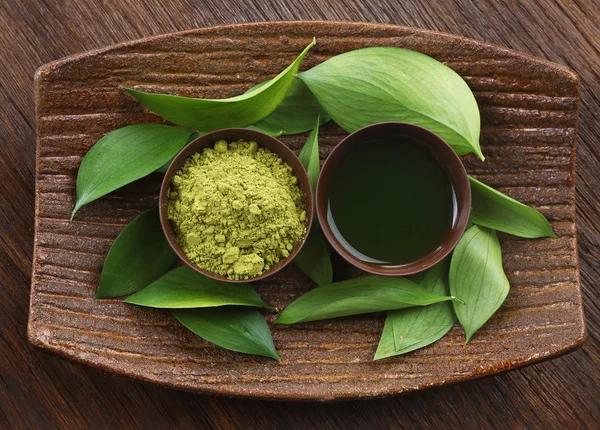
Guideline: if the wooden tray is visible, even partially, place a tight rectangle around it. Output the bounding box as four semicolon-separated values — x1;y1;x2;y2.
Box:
29;21;585;401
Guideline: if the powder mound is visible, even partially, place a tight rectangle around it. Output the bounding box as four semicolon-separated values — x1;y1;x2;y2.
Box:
168;139;307;280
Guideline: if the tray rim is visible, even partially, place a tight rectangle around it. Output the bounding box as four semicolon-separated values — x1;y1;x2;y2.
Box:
29;20;586;401
33;20;579;81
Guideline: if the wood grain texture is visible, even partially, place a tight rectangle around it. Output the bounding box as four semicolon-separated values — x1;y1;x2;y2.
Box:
28;21;584;400
1;0;599;428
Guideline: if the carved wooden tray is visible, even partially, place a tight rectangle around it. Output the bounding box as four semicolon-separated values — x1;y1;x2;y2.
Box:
29;21;585;400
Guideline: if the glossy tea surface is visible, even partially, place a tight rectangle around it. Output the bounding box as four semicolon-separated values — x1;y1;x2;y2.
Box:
327;136;456;265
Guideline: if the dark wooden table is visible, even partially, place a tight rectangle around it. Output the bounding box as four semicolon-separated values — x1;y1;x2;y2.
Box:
1;1;598;428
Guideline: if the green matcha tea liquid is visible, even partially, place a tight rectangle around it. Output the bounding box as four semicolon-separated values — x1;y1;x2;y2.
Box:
327;135;456;265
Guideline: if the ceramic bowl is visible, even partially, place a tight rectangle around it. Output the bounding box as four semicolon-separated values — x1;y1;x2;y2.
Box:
159;128;314;283
316;122;471;276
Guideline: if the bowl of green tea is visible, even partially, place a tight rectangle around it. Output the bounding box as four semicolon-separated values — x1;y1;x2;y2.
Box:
160;128;313;282
316;122;471;276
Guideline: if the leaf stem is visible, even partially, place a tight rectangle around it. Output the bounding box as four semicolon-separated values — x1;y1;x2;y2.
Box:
451;296;465;305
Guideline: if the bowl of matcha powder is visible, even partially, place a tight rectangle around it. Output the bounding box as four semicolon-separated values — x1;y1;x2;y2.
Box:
160;128;313;282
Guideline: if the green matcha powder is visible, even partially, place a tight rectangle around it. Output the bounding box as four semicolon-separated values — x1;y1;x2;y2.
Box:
168;139;307;280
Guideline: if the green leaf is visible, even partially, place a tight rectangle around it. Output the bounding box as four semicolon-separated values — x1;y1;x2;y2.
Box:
449;225;510;342
125;39;316;132
172;307;280;361
124;266;275;311
469;176;556;238
275;276;453;324
294;224;333;286
96;208;177;298
156;131;204;173
293;118;333;285
296;119;320;191
374;259;456;360
72;124;193;219
298;47;483;160
247;79;330;135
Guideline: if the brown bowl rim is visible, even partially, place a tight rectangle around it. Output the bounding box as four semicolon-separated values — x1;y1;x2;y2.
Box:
159;128;314;283
316;121;471;276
